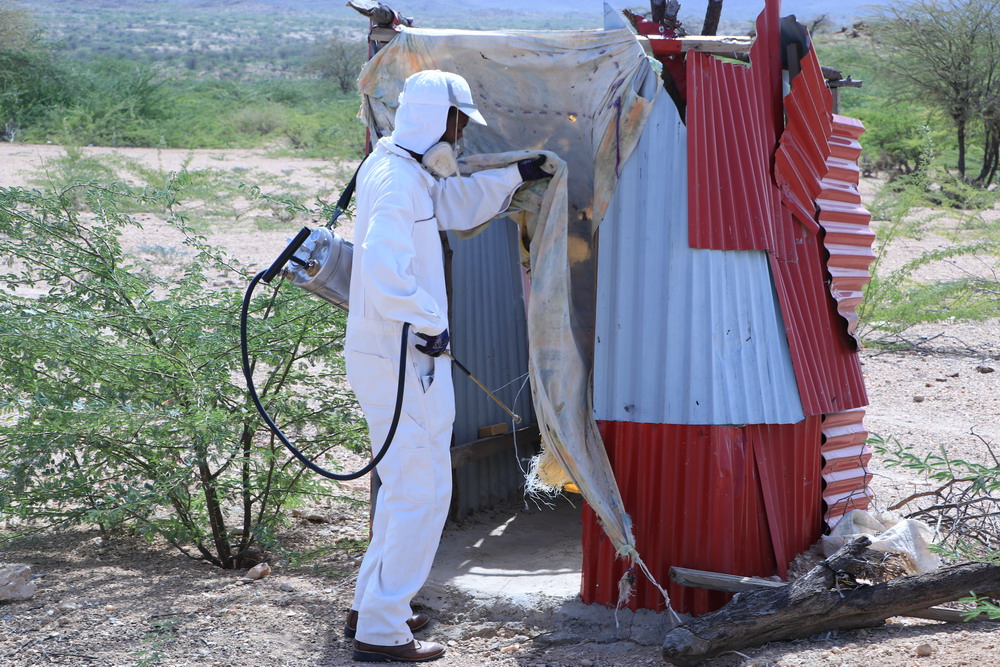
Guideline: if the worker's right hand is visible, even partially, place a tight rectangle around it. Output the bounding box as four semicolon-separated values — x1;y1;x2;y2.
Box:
517;155;552;182
416;329;450;357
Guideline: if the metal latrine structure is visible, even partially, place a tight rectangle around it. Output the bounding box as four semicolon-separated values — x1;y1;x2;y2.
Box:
352;0;875;612
583;1;874;614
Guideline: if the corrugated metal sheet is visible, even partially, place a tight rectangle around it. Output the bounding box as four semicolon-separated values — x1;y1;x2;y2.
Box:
769;209;868;416
748;418;823;577
686;2;793;257
818;116;875;339
774;47;832;233
582;421;776;615
683;5;870;417
582;419;822;613
448;219;536;518
774;45;875;342
820;408;873;528
593;88;804;426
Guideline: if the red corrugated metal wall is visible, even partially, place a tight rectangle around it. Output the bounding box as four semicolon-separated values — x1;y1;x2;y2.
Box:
686;1;792;257
582;1;873;614
581;420;822;614
821;408;873;526
748;418;823;578
769;209;868;416
818;116;875;340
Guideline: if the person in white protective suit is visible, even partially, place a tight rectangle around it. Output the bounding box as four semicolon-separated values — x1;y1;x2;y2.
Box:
343;69;551;663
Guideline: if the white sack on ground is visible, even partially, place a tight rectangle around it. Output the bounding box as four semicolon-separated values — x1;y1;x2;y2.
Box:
357;26;658;561
821;509;942;574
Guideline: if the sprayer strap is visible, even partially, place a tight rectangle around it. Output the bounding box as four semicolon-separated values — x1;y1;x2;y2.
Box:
329;158;367;226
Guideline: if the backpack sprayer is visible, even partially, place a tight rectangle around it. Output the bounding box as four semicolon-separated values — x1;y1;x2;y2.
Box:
240;165;520;481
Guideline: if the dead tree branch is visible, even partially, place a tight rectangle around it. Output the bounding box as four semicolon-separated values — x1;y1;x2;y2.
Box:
662;537;1000;666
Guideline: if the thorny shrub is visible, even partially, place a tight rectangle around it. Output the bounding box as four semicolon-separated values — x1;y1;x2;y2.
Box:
0;182;366;568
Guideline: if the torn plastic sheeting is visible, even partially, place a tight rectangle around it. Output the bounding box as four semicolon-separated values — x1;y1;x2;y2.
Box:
821;509;942;575
356;25;658;563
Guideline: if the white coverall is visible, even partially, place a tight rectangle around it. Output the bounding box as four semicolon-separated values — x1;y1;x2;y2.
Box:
346;135;522;647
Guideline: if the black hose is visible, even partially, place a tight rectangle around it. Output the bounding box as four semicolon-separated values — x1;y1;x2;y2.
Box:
240;270;408;480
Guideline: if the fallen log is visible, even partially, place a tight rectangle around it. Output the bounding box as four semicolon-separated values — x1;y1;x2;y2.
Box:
669;566;997;623
661;536;1000;666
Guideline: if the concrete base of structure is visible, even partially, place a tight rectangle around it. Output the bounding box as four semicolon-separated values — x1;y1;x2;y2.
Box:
419;497;679;646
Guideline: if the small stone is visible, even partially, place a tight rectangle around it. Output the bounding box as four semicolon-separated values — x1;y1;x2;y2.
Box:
924;383;932;387
304;514;326;523
279;583;295;592
500;644;519;654
913;396;925;403
948;372;960;378
245;562;271;581
0;565;37;602
581;660;595;667
447;640;457;647
934;377;947;382
916;643;934;656
975;365;995;374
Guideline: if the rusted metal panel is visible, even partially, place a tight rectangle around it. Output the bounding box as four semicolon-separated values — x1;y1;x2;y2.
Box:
686;1;792;257
775;47;832;234
820;408;873;528
593;88;804;427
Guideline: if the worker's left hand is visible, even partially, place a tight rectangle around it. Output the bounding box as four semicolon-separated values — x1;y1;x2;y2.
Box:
517;155;552;182
416;329;450;357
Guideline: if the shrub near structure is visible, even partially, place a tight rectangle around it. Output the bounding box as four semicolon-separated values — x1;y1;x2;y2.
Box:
0;183;366;568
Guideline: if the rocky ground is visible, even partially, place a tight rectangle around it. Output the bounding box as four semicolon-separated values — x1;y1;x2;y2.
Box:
2;145;1000;666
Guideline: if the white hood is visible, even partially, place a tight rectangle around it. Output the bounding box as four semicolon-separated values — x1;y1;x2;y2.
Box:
391;101;449;155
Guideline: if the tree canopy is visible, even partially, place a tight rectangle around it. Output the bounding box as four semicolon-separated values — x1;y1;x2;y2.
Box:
869;0;1000;185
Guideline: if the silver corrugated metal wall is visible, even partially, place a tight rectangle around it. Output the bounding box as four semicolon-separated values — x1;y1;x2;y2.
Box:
593;89;805;426
448;218;536;518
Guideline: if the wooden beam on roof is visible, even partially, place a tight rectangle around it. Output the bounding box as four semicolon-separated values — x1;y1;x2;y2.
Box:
643;34;754;56
369;26;399;43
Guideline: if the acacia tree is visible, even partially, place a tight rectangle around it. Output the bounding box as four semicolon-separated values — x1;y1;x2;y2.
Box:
869;0;1000;184
0;1;69;141
0;182;366;568
306;34;367;94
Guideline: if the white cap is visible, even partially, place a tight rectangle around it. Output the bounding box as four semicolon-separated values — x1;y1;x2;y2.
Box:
398;70;487;126
391;70;487;155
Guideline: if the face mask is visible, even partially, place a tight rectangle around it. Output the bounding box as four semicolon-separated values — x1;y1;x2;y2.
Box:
422;141;459;178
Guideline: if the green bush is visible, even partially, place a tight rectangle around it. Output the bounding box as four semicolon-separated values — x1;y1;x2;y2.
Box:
0;46;72;140
232;102;290;137
0;182;366;568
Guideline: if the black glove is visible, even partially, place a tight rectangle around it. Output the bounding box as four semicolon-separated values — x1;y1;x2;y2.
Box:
517;155;552;182
416;329;450;357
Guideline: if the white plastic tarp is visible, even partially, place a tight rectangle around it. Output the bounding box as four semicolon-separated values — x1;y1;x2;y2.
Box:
357;25;660;576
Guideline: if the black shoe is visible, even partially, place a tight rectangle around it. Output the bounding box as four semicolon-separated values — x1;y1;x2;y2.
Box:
344;609;430;639
352;639;445;663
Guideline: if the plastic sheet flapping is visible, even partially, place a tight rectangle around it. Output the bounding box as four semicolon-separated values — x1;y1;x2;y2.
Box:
356;25;669;605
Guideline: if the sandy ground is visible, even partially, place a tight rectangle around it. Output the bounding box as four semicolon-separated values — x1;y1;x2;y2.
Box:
2;144;1000;666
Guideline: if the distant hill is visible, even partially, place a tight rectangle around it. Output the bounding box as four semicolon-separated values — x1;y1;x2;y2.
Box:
49;0;873;23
